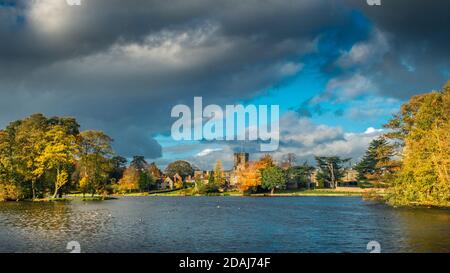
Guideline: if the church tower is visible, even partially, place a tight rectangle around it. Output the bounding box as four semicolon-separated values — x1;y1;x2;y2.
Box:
233;152;249;170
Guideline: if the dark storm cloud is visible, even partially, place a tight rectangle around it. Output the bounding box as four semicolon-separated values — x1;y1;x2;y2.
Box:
292;0;450;118
0;0;448;159
0;0;354;158
343;0;450;97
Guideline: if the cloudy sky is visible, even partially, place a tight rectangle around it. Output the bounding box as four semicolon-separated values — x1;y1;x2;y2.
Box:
0;0;449;169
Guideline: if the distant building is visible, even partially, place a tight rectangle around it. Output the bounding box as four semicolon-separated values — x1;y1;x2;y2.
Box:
173;173;182;184
341;169;358;186
160;176;174;190
226;152;250;187
193;170;211;184
310;170;319;187
233;152;249;170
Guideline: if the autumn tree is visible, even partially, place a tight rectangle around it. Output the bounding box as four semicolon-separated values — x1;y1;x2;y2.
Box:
236;162;261;193
0;114;80;199
148;162;162;179
13;114;48;199
0;114;127;200
235;155;276;193
118;166;140;193
116;157;155;193
259;154;275;168
78;130;114;196
386;80;450;207
35;125;77;198
0;127;22;200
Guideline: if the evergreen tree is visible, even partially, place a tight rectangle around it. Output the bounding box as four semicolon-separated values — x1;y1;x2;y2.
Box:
315;156;350;188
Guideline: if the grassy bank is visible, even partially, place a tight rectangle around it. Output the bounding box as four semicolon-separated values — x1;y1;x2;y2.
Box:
64;193;117;201
27;198;72;202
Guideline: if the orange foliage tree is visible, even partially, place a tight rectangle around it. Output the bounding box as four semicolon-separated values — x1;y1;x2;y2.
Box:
236;155;274;193
118;167;140;193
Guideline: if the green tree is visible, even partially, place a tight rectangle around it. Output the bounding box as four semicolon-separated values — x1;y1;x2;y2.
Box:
315;156;350;188
261;166;286;194
165;160;194;179
355;137;397;184
130;156;148;171
139;170;155;192
109;156;127;182
213;160;226;189
286;161;315;188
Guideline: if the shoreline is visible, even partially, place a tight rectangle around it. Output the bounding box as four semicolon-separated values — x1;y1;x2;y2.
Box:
128;187;385;197
2;191;449;209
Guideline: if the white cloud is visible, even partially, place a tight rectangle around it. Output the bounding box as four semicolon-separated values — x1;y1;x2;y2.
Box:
364;127;383;134
312;74;374;104
279;62;304;76
196;148;223;157
336;29;389;68
268;111;384;164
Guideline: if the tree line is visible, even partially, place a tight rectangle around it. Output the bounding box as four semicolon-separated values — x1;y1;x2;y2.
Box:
197;154;351;195
0;114;164;201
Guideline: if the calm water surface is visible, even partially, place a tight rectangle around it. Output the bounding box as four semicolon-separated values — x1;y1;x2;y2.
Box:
0;196;449;253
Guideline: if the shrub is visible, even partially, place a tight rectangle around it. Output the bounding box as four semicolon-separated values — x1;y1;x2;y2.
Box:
0;183;25;201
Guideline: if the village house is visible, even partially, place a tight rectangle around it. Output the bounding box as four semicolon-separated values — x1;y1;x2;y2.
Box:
159;176;174;190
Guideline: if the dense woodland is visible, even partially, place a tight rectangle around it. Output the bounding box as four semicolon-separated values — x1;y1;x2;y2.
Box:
0;81;449;206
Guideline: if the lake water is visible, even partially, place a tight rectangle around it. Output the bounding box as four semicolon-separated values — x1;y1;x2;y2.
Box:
0;196;449;253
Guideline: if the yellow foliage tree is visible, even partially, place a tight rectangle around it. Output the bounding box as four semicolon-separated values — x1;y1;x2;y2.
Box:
118;167;140;193
386;80;450;207
34;125;77;198
79;176;90;196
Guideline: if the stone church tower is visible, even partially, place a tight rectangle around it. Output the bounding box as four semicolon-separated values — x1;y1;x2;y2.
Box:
233;152;249;170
